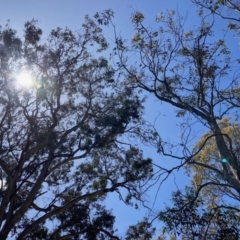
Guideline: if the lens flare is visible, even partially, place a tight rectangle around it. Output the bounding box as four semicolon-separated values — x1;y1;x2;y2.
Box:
222;158;227;163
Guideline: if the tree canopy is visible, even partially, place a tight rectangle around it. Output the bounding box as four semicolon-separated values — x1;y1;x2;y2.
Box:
186;118;240;204
104;2;240;193
158;187;240;239
0;17;153;239
2;0;240;239
92;0;240;238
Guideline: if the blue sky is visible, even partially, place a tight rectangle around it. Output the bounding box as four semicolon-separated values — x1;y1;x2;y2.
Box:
1;0;239;238
0;0;191;29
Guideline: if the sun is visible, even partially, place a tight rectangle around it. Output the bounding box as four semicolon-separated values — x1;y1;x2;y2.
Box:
16;72;34;88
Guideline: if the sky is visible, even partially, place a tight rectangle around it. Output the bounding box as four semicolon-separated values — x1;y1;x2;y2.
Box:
0;0;191;29
1;0;239;239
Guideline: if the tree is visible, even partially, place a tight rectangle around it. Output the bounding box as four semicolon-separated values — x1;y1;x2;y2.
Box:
186;118;240;205
96;2;240;201
125;218;156;240
94;2;240;237
158;187;240;239
0;17;153;239
192;0;240;34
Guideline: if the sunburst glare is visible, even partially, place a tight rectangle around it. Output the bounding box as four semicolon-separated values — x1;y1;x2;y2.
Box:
16;72;34;88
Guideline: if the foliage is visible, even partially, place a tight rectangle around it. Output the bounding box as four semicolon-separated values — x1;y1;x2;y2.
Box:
186;118;240;204
94;2;240;238
0;18;153;239
192;0;240;34
125;218;156;240
159;187;240;239
108;2;240;184
3;1;240;238
102;4;240;195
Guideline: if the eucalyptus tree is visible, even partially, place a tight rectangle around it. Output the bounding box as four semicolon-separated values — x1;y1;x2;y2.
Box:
192;0;240;34
98;2;240;198
158;187;240;239
186;118;240;205
0;17;153;239
94;2;240;237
